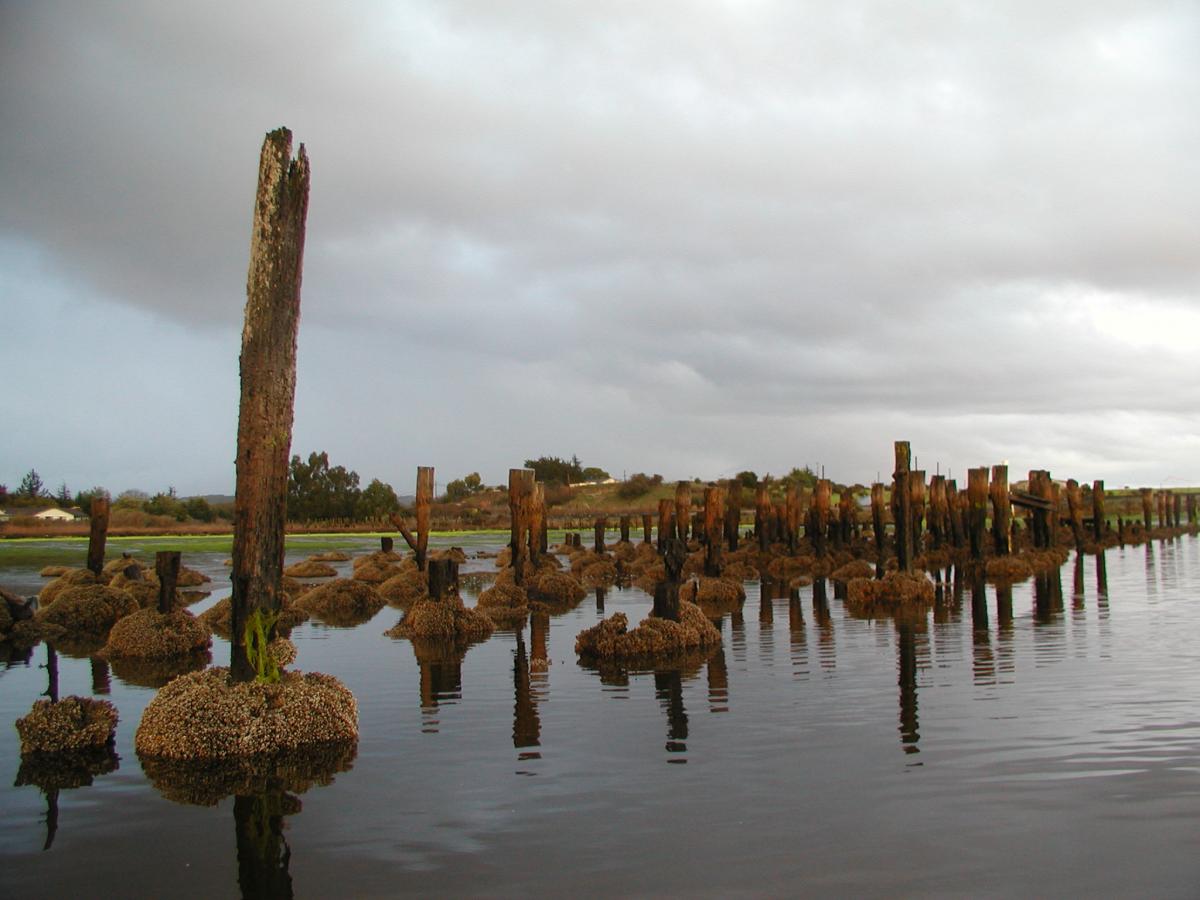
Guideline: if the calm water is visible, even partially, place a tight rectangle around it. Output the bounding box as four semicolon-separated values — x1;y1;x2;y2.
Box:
2;534;1200;897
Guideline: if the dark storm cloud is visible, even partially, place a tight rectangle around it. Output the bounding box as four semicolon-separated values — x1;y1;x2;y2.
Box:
2;0;1197;491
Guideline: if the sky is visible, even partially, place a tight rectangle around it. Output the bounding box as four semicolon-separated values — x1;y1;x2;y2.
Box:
2;1;1198;498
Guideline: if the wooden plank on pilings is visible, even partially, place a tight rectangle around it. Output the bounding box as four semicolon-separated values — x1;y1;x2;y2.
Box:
967;467;989;560
871;483;886;559
893;442;913;572
415;466;433;571
642;513;653;544
927;476;946;550
675;481;691;542
594;517;607;554
230;128;309;684
1092;480;1106;540
755;484;770;552
910;471;926;555
1140;488;1153;531
1066;478;1086;550
155;551;181;614
508;468;534;585
703;486;724;577
786;485;800;553
427;558;459;602
657;499;674;554
619;515;631;543
990;465;1010;555
813;479;832;558
86;496;110;577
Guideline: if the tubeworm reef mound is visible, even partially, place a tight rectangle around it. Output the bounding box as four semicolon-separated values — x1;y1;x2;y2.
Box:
575;601;721;661
844;572;936;617
16;697;118;755
101;608;211;659
387;593;495;642
294;578;386;627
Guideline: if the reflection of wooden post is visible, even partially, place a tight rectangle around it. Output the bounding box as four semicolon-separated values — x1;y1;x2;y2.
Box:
755;485;770;551
893;442;912;572
871;483;885;559
415;467;433;571
87;496;110;577
657;499;673;553
675;482;691;542
231;128;309;684
703;486;723;577
428;559;458;601
1092;480;1106;540
967;468;989;560
990;465;1010;555
155;551;181;614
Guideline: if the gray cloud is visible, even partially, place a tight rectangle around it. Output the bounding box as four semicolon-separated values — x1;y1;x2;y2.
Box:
2;1;1198;493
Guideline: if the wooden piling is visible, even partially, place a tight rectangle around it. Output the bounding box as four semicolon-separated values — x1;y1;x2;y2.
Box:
755;484;771;552
508;468;534;585
619;515;631;544
1156;490;1167;529
927;476;945;550
1092;480;1105;541
703;486;724;577
675;481;691;542
230;128;309;684
1187;493;1197;526
86;496;110;577
838;490;854;546
657;499;674;554
893;442;913;572
726;482;742;551
910;471;926;554
594;518;607;554
1065;479;1085;550
415;466;433;571
1173;492;1182;530
529;482;545;562
642;513;653;544
427;558;458;601
155;551;181;614
967;467;989;560
1140;488;1153;531
786;485;800;553
870;483;885;559
990;465;1010;555
813;479;832;558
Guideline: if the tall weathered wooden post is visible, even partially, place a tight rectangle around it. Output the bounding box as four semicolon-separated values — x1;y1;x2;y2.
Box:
155;551;181;614
1187;492;1197;527
966;467;989;561
230;127;309;683
946;479;963;549
529;481;545;563
594;517;607;554
725;482;742;551
812;479;831;558
786;484;800;553
619;515;631;544
990;465;1010;555
657;499;673;554
893;442;913;572
1173;492;1182;530
1140;488;1153;532
838;490;854;546
928;476;946;550
870;483;886;560
1065;479;1085;551
86;496;110;577
415;466;434;571
1092;480;1105;542
642;513;653;544
508;468;534;585
674;481;691;543
910;471;926;555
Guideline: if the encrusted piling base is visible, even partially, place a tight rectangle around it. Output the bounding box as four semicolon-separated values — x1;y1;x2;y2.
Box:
134;667;357;760
386;595;495;641
101;608;211;659
295;578;386;627
845;572;936;617
16;697;118;755
575;601;721;660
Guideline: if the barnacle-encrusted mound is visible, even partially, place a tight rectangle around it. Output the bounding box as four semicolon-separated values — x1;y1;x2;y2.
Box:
39;569;100;606
103;555;146;577
575;601;721;660
378;568;428;607
845;572;936;617
387;594;495;641
134;667;358;761
139;740;356;807
16;696;118;754
295;578;386;627
36;585;138;639
580;559;618;588
766;556;814;581
351;559;403;584
309;550;351;562
284;560;338;578
682;577;746;607
985;555;1034;583
527;571;586;606
198;594;309;639
39;565;71;578
830;559;876;582
101;608;211;659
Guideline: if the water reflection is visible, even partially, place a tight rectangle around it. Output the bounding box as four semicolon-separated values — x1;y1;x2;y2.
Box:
655;670;688;761
896;620;920;754
970;572;994;686
788;592;809;680
513;633;541;760
812;580;835;672
410;639;467;733
706;648;728;713
235;790;296;899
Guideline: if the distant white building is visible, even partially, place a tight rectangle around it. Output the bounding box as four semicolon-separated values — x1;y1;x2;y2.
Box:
33;507;76;522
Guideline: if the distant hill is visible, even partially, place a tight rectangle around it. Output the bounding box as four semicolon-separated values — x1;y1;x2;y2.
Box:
192;494;235;506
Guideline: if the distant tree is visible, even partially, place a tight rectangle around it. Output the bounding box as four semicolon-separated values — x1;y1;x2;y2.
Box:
146;488;186;521
781;466;818;490
443;478;471;502
735;470;759;489
18;469;44;500
74;486;110;512
184;496;215;522
618;472;663;499
288;451;362;519
463;472;483;493
524;456;584;485
114;489;149;511
581;466;611;482
55;482;72;506
358;478;399;518
0;484;7;506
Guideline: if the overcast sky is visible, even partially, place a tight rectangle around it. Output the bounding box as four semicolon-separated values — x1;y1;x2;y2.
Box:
2;1;1198;498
